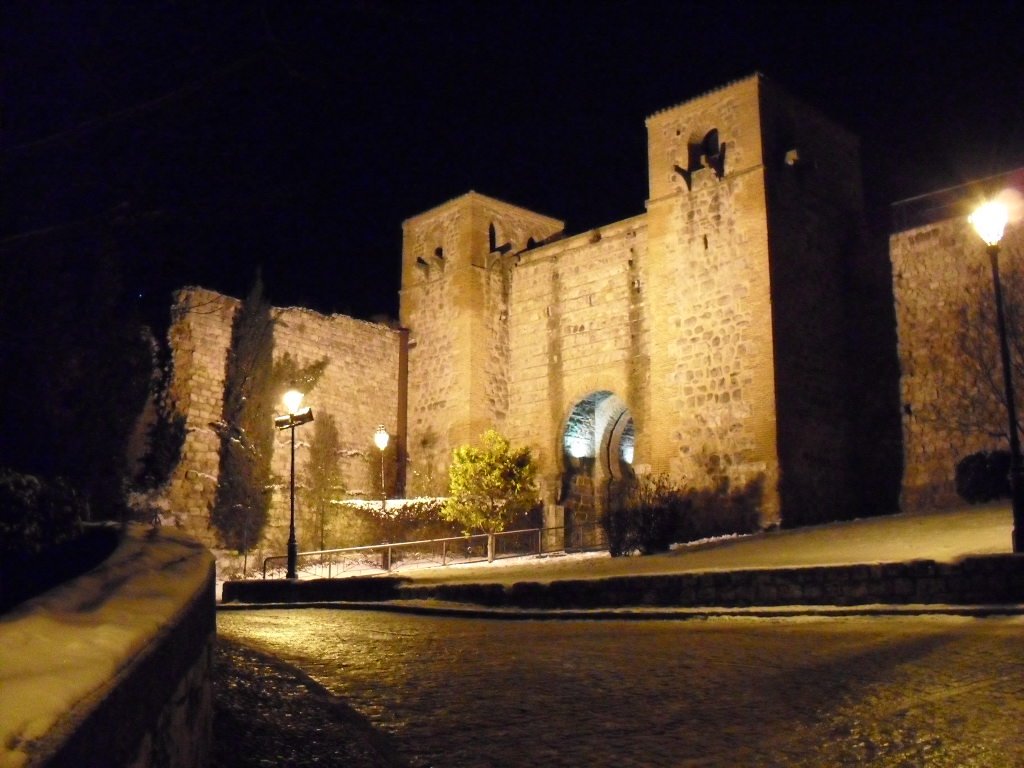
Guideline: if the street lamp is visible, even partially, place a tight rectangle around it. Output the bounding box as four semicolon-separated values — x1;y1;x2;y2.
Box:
274;389;314;578
373;425;390;570
373;425;389;511
969;199;1024;552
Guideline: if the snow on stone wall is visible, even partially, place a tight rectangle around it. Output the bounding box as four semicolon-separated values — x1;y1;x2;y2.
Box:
0;526;215;768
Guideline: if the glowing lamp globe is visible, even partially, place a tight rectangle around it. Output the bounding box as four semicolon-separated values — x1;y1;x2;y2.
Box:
283;389;304;414
970;200;1009;247
373;425;389;451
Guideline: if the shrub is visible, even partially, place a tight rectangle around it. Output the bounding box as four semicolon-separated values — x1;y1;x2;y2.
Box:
331;497;461;546
601;473;764;556
602;474;686;556
0;468;86;558
955;450;1011;503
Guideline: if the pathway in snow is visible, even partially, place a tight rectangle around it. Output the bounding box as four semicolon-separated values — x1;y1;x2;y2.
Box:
235;503;1013;592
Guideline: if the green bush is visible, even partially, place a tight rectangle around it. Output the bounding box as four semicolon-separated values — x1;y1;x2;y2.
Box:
955;450;1011;503
0;468;86;558
601;474;763;556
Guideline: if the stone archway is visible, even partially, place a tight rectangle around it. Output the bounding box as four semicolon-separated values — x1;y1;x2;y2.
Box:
561;391;635;549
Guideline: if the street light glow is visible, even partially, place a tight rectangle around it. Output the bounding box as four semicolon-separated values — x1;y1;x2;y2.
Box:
970;200;1009;247
374;424;390;451
283;389;304;414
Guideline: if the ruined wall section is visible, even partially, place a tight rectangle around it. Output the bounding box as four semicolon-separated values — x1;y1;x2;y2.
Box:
267;306;401;550
167;288;238;545
759;78;868;525
644;74;781;524
166;287;400;551
507;217;649;504
892;208;1024;510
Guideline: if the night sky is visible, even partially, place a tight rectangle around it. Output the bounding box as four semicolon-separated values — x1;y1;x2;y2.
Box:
4;1;1024;326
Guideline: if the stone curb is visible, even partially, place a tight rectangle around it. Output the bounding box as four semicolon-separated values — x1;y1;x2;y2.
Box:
222;553;1024;610
217;599;1024;621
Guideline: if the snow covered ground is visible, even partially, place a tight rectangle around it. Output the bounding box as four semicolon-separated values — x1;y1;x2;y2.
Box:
222;502;1014;593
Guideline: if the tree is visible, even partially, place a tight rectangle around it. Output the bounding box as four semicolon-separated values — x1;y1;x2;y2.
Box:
210;278;332;552
0;230;151;519
211;275;277;551
302;412;344;551
442;430;538;561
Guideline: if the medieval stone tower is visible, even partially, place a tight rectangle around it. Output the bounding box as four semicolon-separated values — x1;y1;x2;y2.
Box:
399;74;870;536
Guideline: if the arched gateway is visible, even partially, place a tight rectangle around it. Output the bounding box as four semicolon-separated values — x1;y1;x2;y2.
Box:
561;391;635;549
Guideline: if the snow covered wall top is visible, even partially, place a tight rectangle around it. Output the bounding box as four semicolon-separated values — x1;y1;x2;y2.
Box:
0;525;215;768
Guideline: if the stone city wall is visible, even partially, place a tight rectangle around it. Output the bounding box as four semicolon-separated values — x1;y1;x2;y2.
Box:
507;216;649;503
266;305;402;552
166;287;401;552
400;193;564;497
891;207;1024;510
167;288;238;546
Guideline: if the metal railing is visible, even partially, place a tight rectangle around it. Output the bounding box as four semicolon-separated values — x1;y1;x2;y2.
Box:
261;522;605;579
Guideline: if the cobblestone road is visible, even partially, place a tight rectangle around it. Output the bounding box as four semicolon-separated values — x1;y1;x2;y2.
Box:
218;611;1024;767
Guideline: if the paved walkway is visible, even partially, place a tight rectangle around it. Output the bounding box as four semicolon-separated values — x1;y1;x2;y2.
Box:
395;503;1013;587
218;609;1024;767
213;504;1022;766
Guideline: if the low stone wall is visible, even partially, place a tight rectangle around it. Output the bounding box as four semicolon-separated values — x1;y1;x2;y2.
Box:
222;575;408;604
0;527;215;768
221;555;1024;609
404;556;1024;608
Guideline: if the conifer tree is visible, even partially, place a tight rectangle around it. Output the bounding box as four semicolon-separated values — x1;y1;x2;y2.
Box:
303;413;344;551
211;275;276;550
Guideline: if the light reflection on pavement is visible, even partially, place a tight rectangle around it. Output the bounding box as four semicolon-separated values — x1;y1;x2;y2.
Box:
218;610;1024;767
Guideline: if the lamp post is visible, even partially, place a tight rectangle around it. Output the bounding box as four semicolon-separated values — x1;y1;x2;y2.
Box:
373;425;390;569
274;390;314;578
969;199;1024;552
374;423;389;514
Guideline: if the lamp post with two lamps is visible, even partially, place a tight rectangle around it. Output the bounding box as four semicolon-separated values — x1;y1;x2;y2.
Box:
274;390;314;579
969;199;1024;552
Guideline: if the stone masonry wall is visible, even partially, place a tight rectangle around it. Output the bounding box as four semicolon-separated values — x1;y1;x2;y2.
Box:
760;78;867;525
171;76;886;543
400;193;563;497
507;217;649;506
166;287;401;552
267;306;402;552
892;194;1024;510
167;288;239;545
644;75;781;523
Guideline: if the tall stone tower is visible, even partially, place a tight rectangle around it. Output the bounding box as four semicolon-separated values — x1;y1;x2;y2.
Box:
399;192;563;495
644;74;867;525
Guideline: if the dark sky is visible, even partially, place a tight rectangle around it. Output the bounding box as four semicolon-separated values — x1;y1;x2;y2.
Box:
4;1;1024;324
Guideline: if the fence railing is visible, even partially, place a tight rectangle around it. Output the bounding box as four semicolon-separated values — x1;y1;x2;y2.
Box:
261;522;605;579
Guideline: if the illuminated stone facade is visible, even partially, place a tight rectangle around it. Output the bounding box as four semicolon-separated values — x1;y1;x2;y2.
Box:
890;170;1024;510
168;74;892;550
